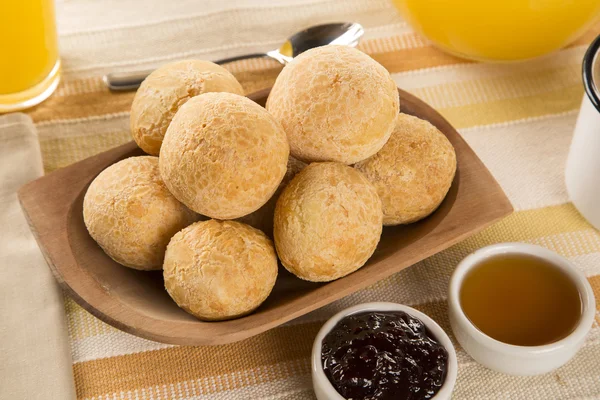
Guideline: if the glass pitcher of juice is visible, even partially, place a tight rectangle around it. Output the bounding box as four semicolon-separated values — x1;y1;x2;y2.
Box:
392;0;600;62
0;0;60;112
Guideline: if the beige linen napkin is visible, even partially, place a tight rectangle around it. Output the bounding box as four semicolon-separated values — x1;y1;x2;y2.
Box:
0;113;76;400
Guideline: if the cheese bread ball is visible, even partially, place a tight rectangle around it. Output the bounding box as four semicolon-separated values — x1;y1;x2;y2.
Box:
130;60;244;156
159;92;289;220
163;220;278;321
266;45;399;164
354;113;457;225
274;162;383;282
83;156;197;270
237;156;306;236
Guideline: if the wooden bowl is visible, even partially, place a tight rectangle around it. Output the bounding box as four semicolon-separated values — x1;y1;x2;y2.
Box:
18;88;513;346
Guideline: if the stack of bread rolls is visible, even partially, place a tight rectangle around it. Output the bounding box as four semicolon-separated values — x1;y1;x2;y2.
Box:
83;46;456;321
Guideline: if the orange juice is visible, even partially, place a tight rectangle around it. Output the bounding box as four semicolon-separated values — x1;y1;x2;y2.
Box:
392;0;600;61
0;0;60;111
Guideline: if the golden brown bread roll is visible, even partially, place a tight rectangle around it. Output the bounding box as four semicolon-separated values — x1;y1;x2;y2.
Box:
266;45;399;164
273;162;383;282
159;92;290;220
354;113;457;225
163;219;278;321
130;60;244;155
83;156;197;270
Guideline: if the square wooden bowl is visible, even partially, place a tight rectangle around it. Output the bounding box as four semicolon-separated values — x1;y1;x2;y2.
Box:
18;88;512;345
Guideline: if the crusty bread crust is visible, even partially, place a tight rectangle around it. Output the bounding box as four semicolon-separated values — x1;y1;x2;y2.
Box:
159;92;290;219
130;60;244;156
266;46;399;164
274;162;383;282
163;220;278;321
83;156;198;270
355;113;457;225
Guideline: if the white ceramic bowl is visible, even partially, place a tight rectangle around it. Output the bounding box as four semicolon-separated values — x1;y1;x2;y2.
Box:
311;302;458;400
448;243;595;376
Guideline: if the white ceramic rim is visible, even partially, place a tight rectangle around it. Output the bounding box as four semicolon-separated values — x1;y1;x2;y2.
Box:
449;243;596;356
311;302;458;399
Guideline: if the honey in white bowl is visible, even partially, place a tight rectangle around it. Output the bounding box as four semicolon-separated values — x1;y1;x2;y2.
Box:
459;254;582;346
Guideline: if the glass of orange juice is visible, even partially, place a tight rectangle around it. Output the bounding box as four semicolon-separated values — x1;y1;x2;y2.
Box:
392;0;600;62
0;0;60;112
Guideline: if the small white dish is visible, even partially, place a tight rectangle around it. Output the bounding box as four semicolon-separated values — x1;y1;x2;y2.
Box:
311;302;458;400
448;243;595;376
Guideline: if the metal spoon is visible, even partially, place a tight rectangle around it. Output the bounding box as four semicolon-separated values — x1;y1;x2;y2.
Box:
103;22;364;91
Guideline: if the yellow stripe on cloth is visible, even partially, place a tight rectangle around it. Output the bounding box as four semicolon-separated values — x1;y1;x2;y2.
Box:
73;325;317;398
28;91;135;124
407;63;583;128
464;203;591;243
41;130;130;172
590;276;600;323
438;86;583;129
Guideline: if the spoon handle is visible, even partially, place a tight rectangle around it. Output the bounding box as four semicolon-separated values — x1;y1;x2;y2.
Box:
103;70;155;92
213;52;269;65
103;53;269;92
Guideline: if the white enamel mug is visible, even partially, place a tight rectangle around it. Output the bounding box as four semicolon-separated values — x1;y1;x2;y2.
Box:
566;34;600;230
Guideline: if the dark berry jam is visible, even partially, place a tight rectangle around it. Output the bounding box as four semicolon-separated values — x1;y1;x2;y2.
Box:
321;311;448;400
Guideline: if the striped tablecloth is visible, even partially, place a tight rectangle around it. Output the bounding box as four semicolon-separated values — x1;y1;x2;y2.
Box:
31;0;600;398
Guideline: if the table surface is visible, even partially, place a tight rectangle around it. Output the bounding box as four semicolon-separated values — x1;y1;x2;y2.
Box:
29;0;600;398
